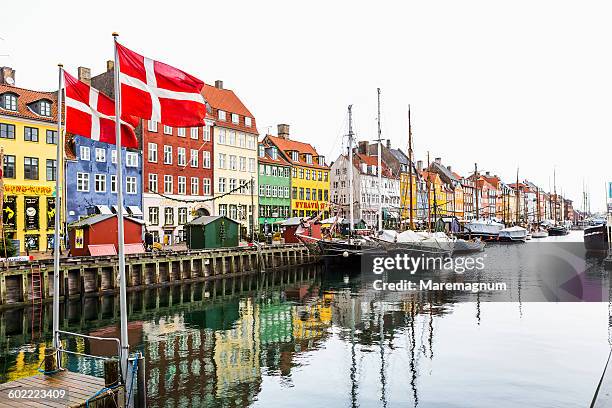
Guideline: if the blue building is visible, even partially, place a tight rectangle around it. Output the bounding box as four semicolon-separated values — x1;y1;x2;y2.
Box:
65;135;143;224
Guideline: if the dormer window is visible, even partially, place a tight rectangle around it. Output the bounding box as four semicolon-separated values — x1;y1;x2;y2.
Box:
318;156;325;166
245;117;252;127
361;163;367;173
370;165;377;174
218;110;226;121
231;113;239;124
305;154;312;164
291;151;298;162
2;93;17;111
271;148;278;160
39;101;51;116
258;145;265;158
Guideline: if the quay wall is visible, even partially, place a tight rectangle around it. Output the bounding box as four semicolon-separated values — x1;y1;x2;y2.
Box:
0;244;316;308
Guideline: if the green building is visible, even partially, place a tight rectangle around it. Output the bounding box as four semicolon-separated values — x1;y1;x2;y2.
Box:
258;141;291;233
184;215;240;249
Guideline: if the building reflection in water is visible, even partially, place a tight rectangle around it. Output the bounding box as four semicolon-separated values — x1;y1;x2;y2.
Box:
0;264;464;408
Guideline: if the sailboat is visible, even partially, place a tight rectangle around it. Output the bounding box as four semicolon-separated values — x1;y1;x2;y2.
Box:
317;105;382;262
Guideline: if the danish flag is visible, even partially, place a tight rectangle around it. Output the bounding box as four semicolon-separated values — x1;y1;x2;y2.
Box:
64;72;138;148
116;42;207;127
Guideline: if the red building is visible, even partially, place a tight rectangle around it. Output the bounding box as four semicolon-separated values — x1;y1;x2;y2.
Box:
68;214;144;256
141;115;215;245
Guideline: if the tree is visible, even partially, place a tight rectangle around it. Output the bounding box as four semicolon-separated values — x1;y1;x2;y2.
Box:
0;235;17;258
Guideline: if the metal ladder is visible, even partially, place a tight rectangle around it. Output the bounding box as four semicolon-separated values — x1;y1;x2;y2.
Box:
30;265;43;339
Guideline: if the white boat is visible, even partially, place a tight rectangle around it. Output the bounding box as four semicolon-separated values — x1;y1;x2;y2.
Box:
375;230;454;257
532;230;548;238
463;219;505;239
454;238;485;253
498;226;528;242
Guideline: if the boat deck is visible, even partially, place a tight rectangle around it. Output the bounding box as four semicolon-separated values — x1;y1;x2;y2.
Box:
0;370;123;407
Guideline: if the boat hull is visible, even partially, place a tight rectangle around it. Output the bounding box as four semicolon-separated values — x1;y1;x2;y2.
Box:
453;239;485;254
548;226;569;236
584;224;608;252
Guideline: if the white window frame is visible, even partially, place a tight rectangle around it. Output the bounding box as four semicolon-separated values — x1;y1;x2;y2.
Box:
218;110;226;121
80;146;90;161
126;177;137;194
148;143;158;163
177;147;186;166
164;125;172;135
110;175;117;193
77;172;90;191
190;127;198;139
231;113;239;124
164;175;173;193
178;176;186;195
203;178;211;195
248;158;255;173
148;120;158;132
126;152;138;168
203;151;211;168
190;149;198;167
190;177;199;195
94;174;106;192
148;173;158;193
177;127;186;137
111;150;117;164
164;145;173;164
95;148;106;162
203;125;210;141
218;153;226;169
218;177;226;193
219;128;226;144
245;117;252;127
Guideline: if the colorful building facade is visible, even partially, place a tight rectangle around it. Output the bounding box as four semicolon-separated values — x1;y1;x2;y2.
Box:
257;141;291;232
1;72;62;253
264;125;330;220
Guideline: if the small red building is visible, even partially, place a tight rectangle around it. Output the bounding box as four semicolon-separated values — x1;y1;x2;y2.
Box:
281;217;321;244
68;214;145;257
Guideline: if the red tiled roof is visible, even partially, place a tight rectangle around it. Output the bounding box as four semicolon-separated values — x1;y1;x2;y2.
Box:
0;84;58;123
353;153;395;178
265;135;329;169
258;142;291;166
201;84;258;134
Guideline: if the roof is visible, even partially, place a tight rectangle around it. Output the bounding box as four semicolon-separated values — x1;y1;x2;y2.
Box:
265;134;329;169
186;215;240;226
429;161;459;185
258;141;291;166
69;214;145;228
0;84;58;123
389;148;409;165
353;153;395;178
201;84;258;134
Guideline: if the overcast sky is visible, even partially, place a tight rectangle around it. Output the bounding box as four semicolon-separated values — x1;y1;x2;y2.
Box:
1;0;609;211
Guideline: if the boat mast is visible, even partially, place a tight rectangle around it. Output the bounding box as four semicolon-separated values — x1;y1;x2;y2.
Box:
376;88;383;232
474;163;479;220
427;152;431;231
515;169;519;225
408;105;414;230
553;167;557;222
348;105;355;244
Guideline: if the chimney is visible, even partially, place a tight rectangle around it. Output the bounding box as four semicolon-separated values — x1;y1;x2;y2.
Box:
106;60;114;72
277;124;290;139
386;139;391;149
0;66;16;85
435;157;442;165
485;171;490;176
215;80;224;89
358;141;368;155
416;160;423;172
78;67;91;84
447;165;452;172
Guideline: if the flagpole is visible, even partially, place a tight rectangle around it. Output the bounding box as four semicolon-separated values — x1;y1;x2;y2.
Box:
112;32;129;381
53;64;63;365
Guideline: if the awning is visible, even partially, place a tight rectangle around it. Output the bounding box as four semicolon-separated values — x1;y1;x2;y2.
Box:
95;205;113;215
127;206;143;217
88;244;117;256
124;243;145;254
111;205;128;214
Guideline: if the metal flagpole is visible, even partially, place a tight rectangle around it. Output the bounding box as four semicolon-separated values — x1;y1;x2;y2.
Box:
112;32;129;380
376;88;383;232
53;64;63;364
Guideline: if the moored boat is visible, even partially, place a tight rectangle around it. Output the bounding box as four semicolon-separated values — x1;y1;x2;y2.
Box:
498;226;528;242
547;225;569;236
453;238;485;254
531;230;549;238
460;219;505;240
584;222;608;252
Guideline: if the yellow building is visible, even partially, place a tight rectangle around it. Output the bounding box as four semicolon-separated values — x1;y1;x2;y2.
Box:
1;71;62;253
422;171;447;217
264;125;330;219
399;173;419;221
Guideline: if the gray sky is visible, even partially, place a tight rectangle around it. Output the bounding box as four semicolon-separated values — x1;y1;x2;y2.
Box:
2;0;609;211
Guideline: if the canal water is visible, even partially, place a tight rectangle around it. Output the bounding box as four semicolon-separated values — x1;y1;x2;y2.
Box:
0;231;609;407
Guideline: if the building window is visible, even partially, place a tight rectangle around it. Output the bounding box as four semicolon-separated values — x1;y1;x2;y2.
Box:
191;177;199;195
291;151;298;161
239;156;246;171
177;147;186;166
80;146;90;161
38;101;52;116
164;175;173;193
238;133;245;148
190;149;198;167
305;154;312;164
110;175;117;193
148;173;158;192
228;131;236;146
219;128;226;144
3;155;15;178
177;127;186;137
218;153;226;169
24;126;39;142
190;127;198;139
178;207;188;225
229;178;237;192
46;130;57;144
219;204;227;216
148;143;157;162
218;177;226;193
163;125;172;135
218;110;226;121
126;177;137;194
292;187;297;199
2;93;17;110
203;125;211;141
203;178;211;195
299;168;304;179
149;207;159;225
178;176;186;194
229;155;237;170
245;117;252;127
0;123;15;139
111;150;117;164
259;185;265;196
229;205;237;220
248;135;255;149
95;148;105;162
203;151;211;168
259;145;265;158
24;157;39;180
148;120;158;132
164;145;172;164
126;152;138;167
299;188;304;200
95;174;106;192
164;207;174;225
248;158;255;172
231;113;239;124
77;172;90;191
46;159;57;181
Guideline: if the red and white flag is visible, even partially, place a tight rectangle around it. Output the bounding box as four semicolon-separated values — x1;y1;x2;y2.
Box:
116;42;207;127
64;72;139;148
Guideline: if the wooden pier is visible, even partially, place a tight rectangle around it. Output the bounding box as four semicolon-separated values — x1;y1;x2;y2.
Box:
0;370;123;407
0;244;316;308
